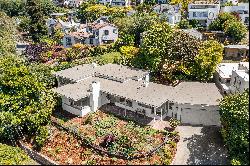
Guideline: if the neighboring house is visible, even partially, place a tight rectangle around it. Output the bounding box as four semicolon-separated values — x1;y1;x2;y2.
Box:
64;0;84;7
52;63;222;126
220;3;249;26
63;31;90;47
221;0;238;5
99;0;112;5
111;0;131;6
214;62;249;94
188;1;220;27
224;45;249;60
153;4;182;25
47;14;81;35
63;21;118;47
182;29;203;40
98;0;131;6
158;0;168;4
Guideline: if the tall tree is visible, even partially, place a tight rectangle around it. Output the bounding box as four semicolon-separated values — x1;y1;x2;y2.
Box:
0;54;56;144
26;0;48;42
190;40;223;81
208;12;237;31
224;20;247;44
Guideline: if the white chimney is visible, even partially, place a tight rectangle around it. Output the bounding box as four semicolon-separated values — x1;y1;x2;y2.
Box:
145;74;149;87
90;81;100;112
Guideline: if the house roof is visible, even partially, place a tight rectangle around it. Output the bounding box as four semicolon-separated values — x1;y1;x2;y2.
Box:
91;22;117;30
52;76;174;107
172;82;222;106
66;31;91;38
94;64;149;82
239;62;249;70
53;63;149;82
216;63;239;78
52;64;222;107
235;70;249;81
224;45;249;50
53;64;96;81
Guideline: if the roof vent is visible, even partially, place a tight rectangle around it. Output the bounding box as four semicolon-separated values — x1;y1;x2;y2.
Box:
92;63;97;68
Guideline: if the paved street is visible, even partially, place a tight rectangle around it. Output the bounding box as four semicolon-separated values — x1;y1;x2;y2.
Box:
172;126;229;165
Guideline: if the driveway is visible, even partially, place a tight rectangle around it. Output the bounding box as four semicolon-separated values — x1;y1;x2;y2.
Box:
172;125;229;165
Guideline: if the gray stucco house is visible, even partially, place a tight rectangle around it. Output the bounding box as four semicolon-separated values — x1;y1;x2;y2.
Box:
52;63;222;126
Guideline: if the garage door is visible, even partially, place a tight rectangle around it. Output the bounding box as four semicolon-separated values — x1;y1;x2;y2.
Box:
181;108;221;126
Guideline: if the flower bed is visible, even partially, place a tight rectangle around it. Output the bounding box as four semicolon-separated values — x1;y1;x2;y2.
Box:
37;108;180;165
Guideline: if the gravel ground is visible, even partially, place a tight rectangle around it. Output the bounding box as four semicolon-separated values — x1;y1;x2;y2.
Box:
172;125;229;165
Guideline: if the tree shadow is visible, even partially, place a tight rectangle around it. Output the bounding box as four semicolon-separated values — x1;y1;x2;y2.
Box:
184;126;230;165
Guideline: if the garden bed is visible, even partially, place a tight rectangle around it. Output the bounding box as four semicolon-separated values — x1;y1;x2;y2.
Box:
23;107;180;165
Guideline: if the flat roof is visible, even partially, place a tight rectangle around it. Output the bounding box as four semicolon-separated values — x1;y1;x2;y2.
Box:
53;63;149;82
235;70;249;81
53;64;95;81
224;45;249;50
172;82;222;105
94;64;149;82
239;62;249;70
216;63;239;78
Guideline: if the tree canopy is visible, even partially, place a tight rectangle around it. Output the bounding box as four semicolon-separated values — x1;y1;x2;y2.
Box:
219;90;249;165
0;54;56;143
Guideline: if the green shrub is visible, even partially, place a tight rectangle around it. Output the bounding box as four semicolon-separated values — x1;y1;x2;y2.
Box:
224;20;247;43
34;126;49;149
219;90;249;165
0;143;33;165
169;118;180;129
231;159;241;165
177;19;192;29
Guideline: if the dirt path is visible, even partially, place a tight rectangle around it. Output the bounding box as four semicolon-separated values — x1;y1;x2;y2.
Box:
172;126;229;165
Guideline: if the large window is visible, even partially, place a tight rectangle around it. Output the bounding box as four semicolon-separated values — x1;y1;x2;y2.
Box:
193;12;208;18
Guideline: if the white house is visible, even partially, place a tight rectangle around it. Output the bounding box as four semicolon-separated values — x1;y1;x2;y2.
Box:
64;0;84;7
52;63;223;126
220;3;249;26
98;0;131;6
63;20;118;47
221;0;238;5
188;1;220;27
214;62;249;94
153;4;182;25
111;0;130;6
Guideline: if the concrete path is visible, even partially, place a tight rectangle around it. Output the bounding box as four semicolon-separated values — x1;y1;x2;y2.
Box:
172;126;229;165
